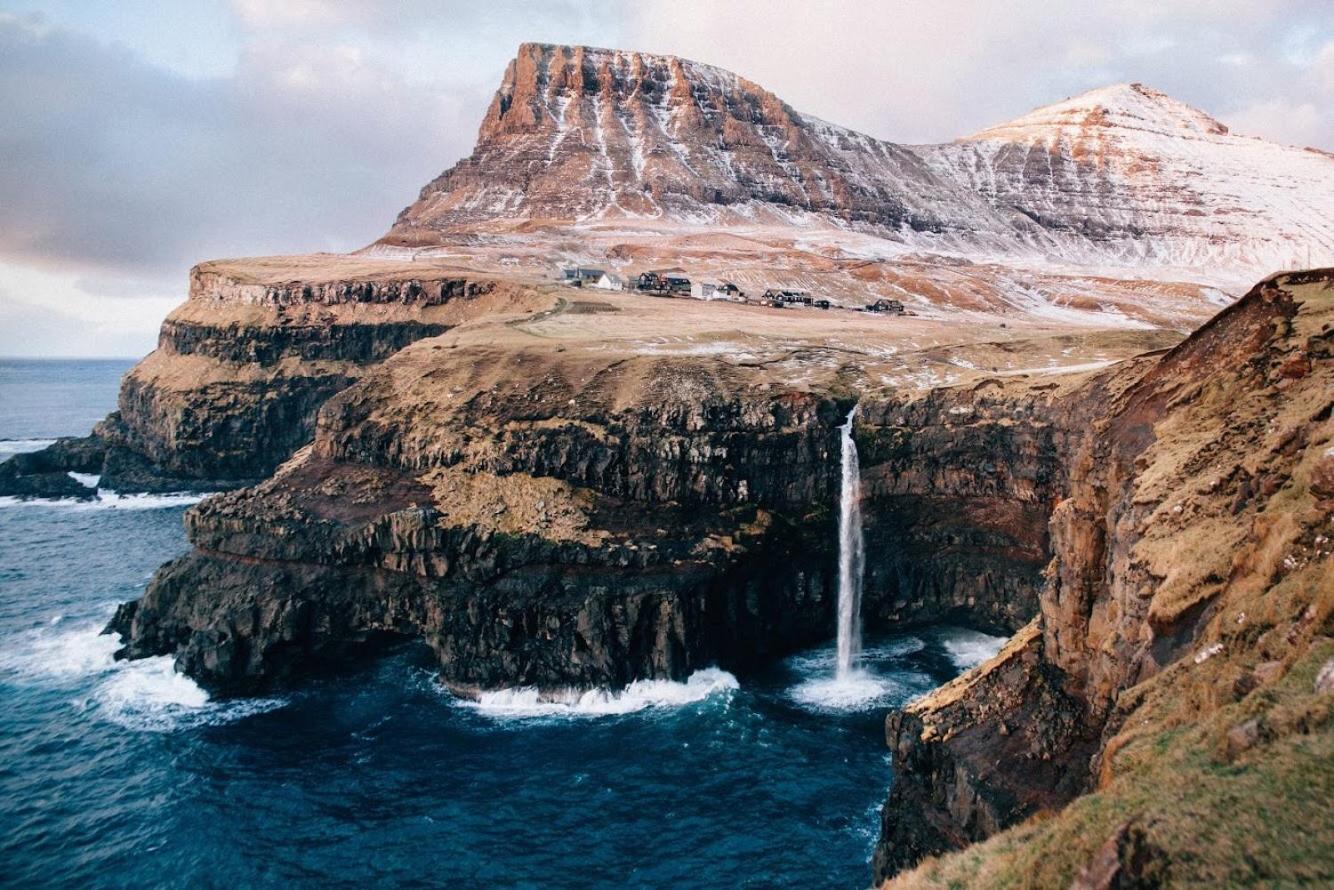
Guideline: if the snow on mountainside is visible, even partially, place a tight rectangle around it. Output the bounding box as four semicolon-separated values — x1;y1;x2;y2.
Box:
921;83;1334;273
382;43;1022;244
375;43;1334;285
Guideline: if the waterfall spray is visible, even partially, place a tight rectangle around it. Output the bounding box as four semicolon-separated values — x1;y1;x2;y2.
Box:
835;404;864;679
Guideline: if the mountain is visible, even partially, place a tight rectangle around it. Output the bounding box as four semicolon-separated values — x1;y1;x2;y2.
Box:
922;82;1334;271
378;44;1334;279
381;43;1017;240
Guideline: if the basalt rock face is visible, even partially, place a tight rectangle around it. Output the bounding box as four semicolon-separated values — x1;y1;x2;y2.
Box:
108;350;850;692
856;384;1105;635
107;321;1089;694
874;270;1334;887
1;260;521;496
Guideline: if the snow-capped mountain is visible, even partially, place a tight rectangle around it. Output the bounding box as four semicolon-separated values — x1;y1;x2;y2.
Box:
382;43;1018;240
921;83;1334;272
377;43;1334;280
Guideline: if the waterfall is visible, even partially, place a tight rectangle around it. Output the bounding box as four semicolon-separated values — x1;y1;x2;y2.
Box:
835;404;864;679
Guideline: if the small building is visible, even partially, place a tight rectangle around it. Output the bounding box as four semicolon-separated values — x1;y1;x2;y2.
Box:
664;275;692;295
562;267;605;287
594;273;625;291
814;299;831;310
692;282;718;300
867;298;906;315
717;281;744;299
762;288;812;305
636;268;689;295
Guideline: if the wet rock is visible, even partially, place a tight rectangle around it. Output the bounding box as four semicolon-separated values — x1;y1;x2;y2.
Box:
0;435;105;499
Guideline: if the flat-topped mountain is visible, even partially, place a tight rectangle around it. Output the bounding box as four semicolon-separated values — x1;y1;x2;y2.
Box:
379;44;1334;277
381;43;1009;239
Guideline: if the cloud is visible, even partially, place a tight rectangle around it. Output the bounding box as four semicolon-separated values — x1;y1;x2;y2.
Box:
0;13;491;278
622;0;1334;146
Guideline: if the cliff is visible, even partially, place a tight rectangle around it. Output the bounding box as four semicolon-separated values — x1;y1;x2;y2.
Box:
1;256;541;497
105;288;1113;694
874;268;1334;886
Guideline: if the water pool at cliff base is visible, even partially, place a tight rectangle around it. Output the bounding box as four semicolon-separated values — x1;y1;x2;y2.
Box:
0;360;1005;888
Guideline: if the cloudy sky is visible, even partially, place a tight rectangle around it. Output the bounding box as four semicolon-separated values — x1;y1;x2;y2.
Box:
1;0;1331;357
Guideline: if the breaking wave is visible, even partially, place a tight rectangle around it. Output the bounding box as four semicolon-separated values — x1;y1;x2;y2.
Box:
0;623;283;732
0;489;210;510
450;667;739;719
0;438;55;460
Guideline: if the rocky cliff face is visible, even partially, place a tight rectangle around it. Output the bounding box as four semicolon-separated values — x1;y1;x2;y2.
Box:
104;295;1098;695
874;269;1334;886
380;44;1334;278
381;43;1012;242
0;258;540;497
108;345;849;692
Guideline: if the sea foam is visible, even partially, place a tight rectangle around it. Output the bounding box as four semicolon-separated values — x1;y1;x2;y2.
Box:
937;628;1009;671
0;438;55;460
0;489;210;510
788;671;901;711
454;667;739;719
0;623;283;732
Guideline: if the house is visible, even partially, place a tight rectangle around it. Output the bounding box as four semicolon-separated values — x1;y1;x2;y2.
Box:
692;282;717;299
594;273;625;291
664;275;692;295
814;299;831;310
762;288;812;305
562;267;605;287
636;268;689;295
867;298;906;314
717;281;744;299
636;271;665;292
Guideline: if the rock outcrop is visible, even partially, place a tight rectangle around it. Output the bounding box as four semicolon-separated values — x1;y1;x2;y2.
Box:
105;290;1102;694
1;258;542;497
874;269;1334;887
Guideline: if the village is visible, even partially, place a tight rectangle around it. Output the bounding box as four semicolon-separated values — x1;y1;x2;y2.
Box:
559;266;908;315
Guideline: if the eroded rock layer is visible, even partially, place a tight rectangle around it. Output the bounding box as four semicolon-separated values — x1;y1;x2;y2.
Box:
105;301;1094;694
1;259;540;496
875;269;1334;887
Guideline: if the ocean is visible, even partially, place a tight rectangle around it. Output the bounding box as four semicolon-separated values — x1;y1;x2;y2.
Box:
0;358;1003;888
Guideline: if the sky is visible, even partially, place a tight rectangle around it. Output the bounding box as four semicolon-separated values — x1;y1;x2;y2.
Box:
1;0;1331;357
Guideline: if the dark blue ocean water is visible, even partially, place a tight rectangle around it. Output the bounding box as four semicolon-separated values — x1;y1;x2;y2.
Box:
0;360;1003;888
